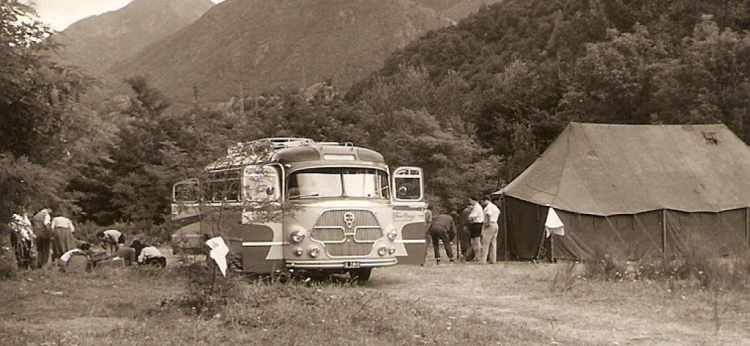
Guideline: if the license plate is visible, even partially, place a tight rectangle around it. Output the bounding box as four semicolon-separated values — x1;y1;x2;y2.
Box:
344;261;361;269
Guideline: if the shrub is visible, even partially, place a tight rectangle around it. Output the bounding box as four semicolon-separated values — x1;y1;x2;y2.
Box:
580;231;750;292
583;249;626;281
549;261;578;291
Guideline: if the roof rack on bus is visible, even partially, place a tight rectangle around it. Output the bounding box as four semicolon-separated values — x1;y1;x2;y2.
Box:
318;142;354;147
264;138;315;150
227;138;314;156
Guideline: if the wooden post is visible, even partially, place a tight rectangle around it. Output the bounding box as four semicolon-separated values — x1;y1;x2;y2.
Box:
502;193;509;261
662;209;667;254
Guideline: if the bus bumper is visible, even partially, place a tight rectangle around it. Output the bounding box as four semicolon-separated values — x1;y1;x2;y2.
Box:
285;258;397;269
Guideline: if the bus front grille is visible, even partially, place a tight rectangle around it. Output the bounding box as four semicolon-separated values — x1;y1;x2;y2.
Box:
311;227;345;242
325;240;373;257
313;209;382;257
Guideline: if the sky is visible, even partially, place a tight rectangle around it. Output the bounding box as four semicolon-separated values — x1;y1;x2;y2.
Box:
31;0;224;31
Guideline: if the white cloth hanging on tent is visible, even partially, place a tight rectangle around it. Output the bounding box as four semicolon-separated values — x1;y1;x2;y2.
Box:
545;208;565;238
205;237;229;277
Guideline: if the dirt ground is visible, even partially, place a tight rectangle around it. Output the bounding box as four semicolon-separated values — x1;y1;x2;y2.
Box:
1;249;748;346
365;260;750;346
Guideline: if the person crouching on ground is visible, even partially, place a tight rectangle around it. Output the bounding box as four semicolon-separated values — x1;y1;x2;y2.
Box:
467;196;484;262
59;243;91;273
429;213;457;264
96;229;125;257
131;240;167;268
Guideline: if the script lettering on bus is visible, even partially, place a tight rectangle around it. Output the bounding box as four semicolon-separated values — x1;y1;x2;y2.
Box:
393;211;424;223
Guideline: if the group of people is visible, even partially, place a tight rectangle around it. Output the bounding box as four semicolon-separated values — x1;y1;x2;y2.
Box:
7;207;167;271
9;207;80;270
424;195;501;265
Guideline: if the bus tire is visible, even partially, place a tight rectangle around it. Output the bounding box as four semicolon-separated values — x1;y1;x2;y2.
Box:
349;268;372;283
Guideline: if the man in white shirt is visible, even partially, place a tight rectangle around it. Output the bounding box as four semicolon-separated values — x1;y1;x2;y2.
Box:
480;196;501;264
131;240;167;268
468;196;484;262
97;229;124;257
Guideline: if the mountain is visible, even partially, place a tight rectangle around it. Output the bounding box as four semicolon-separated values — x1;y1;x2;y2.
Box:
52;0;214;76
414;0;503;21
106;0;498;101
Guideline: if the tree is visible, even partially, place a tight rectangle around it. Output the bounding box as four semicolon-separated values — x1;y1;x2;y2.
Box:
0;1;87;223
561;25;669;123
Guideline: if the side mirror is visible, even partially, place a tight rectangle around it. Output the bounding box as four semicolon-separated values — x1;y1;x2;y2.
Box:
398;186;408;197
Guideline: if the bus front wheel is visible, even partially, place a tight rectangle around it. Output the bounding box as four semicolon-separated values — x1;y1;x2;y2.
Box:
349;268;372;283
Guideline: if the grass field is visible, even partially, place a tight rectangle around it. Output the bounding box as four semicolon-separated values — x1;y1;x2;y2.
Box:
0;257;748;346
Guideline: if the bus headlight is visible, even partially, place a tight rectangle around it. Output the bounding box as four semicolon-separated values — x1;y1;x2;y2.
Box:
388;247;396;255
387;229;398;241
291;230;305;243
294;248;304;256
309;247;320;258
377;247;388;256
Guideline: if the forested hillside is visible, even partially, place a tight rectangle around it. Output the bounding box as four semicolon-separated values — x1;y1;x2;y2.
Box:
52;0;213;76
351;0;750;180
106;0;455;101
5;0;750;234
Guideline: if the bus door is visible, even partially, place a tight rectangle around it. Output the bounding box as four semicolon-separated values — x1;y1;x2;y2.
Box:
171;179;204;254
391;167;427;265
239;164;284;273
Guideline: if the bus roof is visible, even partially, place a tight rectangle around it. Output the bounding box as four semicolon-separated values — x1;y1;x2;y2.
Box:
206;138;385;171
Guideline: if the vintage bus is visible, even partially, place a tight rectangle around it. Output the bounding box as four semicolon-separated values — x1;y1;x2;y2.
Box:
171;138;427;281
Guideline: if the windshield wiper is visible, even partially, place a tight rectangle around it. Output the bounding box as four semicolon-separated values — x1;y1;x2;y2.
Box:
289;193;320;200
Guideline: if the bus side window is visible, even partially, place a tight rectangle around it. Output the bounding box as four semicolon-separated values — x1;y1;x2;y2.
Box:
205;170;241;202
393;167;423;201
173;179;200;202
243;165;280;201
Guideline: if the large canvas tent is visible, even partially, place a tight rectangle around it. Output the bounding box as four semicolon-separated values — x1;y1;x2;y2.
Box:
495;123;750;261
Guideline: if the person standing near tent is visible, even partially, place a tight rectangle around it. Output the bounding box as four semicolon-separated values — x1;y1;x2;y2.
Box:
480;196;501;264
50;210;78;262
468;196;484;262
428;213;456;264
456;205;473;261
32;207;52;268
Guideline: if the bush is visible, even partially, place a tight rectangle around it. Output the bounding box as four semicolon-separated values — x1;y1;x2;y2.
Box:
0;226;17;279
549;261;579;291
583;249;626;281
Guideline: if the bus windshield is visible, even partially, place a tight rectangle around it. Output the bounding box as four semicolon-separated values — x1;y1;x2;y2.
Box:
288;168;389;199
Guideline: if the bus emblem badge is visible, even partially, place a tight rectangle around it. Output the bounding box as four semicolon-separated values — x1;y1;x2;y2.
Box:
344;212;355;229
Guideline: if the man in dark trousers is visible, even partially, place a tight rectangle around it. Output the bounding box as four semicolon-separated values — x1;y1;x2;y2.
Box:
456;206;473;261
32;207;52;269
428;213;456;264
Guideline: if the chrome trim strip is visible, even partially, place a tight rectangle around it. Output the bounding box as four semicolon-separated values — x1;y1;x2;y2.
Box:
285;258;398;269
395;239;426;244
242;241;288;247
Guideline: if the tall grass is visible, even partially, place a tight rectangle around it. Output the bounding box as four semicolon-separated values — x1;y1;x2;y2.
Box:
0;262;552;346
580;232;750;291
